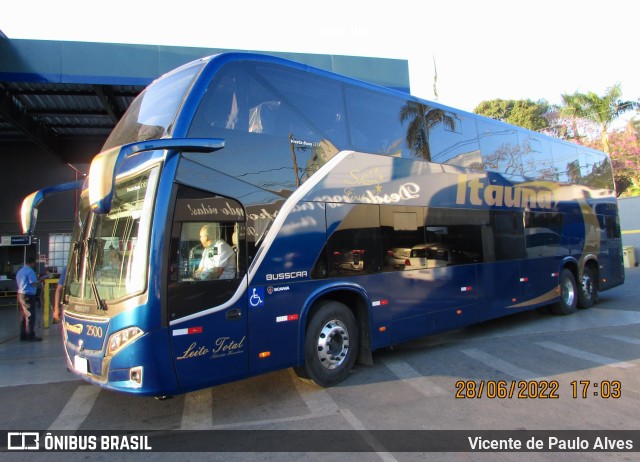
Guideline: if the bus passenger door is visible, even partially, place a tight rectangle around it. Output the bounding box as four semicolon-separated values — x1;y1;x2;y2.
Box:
484;211;527;316
166;185;248;393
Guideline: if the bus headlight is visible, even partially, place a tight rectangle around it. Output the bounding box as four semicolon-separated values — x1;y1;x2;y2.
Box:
107;327;143;356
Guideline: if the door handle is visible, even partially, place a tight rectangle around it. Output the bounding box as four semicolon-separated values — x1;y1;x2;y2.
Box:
226;309;242;320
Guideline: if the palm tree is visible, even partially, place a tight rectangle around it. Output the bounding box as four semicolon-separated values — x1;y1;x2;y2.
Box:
560;84;636;154
399;101;455;161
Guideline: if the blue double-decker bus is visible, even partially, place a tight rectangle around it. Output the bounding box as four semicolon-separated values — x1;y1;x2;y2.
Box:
22;53;624;397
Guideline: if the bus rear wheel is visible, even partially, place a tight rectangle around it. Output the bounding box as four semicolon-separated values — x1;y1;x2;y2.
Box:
295;301;359;387
578;266;598;309
551;269;578;315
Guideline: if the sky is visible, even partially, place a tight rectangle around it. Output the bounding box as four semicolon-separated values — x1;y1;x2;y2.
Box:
2;0;638;122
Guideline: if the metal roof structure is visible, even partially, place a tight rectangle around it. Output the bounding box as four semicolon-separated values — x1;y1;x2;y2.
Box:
0;38;410;164
0;79;142;163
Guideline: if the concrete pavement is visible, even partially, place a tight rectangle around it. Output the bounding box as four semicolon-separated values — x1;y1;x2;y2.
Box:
0;294;73;387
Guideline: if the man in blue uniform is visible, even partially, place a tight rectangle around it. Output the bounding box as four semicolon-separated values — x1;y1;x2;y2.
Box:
16;256;42;341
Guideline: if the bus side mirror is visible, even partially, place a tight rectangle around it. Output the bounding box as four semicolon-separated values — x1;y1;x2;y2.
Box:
21;179;85;234
89;138;224;214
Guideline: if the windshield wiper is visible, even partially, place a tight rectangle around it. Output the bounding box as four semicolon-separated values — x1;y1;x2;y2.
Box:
71;240;82;282
91;280;108;312
85;238;108;311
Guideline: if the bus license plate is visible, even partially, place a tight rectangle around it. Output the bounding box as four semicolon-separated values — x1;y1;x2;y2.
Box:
74;355;88;374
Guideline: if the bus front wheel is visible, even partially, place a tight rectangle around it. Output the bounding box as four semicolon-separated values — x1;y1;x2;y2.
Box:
295;301;359;387
551;269;578;315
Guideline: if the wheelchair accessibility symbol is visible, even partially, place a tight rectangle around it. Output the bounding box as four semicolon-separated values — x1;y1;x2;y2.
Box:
249;287;265;307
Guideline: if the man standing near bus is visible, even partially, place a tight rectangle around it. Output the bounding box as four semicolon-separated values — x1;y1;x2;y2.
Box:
17;256;42;341
194;224;236;280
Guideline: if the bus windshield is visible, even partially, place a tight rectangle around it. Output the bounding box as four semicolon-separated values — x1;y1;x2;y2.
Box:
102;60;205;150
67;166;160;307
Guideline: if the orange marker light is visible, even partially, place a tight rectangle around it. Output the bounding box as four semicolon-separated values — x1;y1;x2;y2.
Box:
379;326;387;332
258;351;271;358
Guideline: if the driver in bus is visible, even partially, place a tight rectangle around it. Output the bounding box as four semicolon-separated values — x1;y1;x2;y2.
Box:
194;224;236;280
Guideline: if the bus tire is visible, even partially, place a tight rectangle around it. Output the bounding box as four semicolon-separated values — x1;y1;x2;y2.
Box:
551;269;578;315
295;301;359;387
578;266;598;309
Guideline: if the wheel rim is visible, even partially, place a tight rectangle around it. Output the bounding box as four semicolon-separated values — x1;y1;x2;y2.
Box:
316;319;350;370
562;278;576;306
582;274;594;303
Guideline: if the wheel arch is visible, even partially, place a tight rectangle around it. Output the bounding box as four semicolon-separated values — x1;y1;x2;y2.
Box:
559;257;580;283
581;255;600;291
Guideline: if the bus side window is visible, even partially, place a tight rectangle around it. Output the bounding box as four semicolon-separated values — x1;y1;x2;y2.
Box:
426;208;487;265
167;184;247;320
344;86;410;157
524;211;564;258
326;204;382;277
171;221;240;282
604;215;621;239
168;184;246;282
380;207;426;271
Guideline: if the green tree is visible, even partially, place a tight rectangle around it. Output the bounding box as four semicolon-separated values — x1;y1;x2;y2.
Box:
473;99;551;131
560;84;636;154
